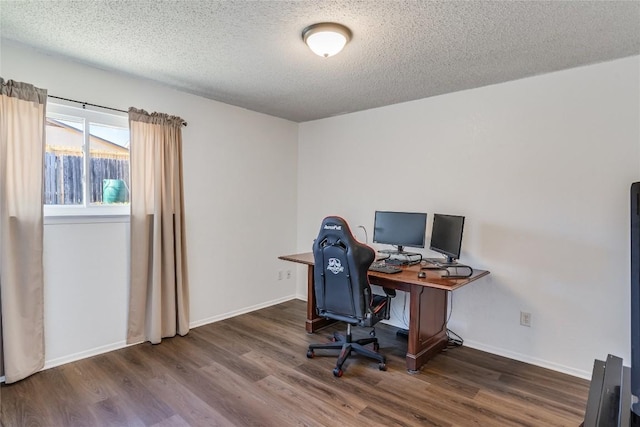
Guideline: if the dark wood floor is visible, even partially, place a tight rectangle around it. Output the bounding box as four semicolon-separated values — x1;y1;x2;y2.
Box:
1;299;589;426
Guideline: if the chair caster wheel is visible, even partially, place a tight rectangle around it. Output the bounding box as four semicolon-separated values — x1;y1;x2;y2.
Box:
379;363;387;371
333;367;343;377
373;343;380;352
306;350;314;359
369;330;376;337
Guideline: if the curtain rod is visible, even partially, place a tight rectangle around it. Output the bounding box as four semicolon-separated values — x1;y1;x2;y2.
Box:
47;95;188;126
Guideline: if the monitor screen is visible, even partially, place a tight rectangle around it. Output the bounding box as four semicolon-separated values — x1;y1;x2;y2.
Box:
430;214;465;263
373;211;427;253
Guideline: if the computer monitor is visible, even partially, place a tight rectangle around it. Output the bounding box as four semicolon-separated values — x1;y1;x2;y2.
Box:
429;214;465;264
372;211;427;254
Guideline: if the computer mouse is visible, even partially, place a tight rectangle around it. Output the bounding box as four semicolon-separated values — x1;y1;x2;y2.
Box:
418;271;426;278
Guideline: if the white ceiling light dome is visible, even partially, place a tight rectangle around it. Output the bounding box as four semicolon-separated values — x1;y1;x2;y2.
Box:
302;22;352;58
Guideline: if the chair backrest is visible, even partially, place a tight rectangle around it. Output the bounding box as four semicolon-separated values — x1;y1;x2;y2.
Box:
312;216;375;325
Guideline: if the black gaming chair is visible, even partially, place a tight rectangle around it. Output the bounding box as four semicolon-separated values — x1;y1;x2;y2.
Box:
306;216;394;377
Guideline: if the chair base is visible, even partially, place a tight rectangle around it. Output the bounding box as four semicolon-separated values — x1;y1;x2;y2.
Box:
307;325;387;377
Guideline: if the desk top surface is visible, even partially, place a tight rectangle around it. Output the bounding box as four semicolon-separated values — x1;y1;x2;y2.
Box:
279;252;490;291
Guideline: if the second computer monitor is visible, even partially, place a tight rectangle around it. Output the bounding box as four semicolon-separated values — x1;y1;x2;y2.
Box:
373;211;427;254
429;214;465;264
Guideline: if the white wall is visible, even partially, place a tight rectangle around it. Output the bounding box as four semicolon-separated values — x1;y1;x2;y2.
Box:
1;41;299;367
298;56;640;378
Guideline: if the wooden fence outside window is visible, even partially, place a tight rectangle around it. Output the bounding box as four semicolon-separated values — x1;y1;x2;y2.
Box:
44;151;130;205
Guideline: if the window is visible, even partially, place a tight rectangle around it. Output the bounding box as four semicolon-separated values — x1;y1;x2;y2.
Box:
45;103;130;216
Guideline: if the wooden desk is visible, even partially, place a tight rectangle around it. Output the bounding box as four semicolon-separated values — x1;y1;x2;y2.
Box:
279;252;489;372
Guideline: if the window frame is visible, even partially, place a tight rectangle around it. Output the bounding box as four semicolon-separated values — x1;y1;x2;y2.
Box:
44;102;130;218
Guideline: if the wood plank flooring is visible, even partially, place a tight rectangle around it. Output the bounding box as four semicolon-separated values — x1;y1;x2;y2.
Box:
1;299;589;426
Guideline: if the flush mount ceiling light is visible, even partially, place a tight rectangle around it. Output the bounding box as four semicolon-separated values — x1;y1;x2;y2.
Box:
302;22;352;58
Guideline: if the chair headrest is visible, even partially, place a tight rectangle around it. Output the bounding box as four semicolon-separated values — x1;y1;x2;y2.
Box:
316;216;356;245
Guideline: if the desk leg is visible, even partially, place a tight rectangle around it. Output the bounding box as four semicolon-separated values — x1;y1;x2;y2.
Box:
305;265;336;333
405;285;448;372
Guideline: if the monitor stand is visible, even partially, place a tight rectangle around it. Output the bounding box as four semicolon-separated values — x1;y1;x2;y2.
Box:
381;249;422;266
378;248;420;257
424;257;458;266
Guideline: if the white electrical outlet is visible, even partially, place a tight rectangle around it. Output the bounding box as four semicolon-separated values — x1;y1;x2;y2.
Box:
520;311;531;327
286;270;292;279
278;271;283;280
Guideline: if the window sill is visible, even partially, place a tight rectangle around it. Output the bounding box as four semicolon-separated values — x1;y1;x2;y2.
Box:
44;214;130;225
44;205;130;225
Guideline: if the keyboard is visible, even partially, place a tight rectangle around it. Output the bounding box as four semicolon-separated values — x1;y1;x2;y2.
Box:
369;264;402;274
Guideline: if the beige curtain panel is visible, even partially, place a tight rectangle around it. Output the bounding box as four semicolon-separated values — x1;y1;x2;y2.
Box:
127;107;189;345
0;78;47;383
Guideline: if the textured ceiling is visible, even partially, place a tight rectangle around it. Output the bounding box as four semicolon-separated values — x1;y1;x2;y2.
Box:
1;1;639;122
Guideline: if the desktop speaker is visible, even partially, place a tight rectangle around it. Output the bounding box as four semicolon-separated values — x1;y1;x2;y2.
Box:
632;182;640;420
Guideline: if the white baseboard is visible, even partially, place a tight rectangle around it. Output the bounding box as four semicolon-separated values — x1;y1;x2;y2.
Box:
44;340;130;371
37;295;297;375
31;296;589;384
189;294;297;329
294;294;589;378
463;339;592;380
